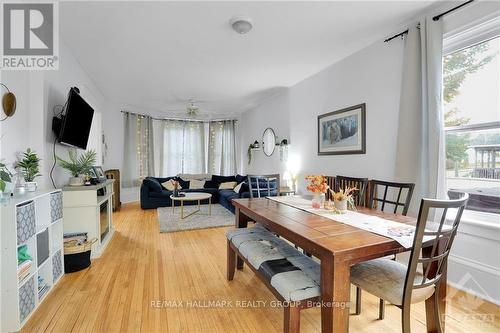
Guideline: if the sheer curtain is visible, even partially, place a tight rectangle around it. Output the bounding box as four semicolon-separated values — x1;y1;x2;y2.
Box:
159;120;206;176
208;120;236;176
122;112;155;187
395;17;446;215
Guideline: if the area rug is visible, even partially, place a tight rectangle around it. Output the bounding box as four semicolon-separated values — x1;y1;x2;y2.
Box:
158;204;234;233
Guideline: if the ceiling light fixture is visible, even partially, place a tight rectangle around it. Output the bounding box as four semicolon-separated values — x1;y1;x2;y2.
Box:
230;16;253;34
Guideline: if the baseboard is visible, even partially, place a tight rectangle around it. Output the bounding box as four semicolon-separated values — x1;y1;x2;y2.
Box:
448;254;500;306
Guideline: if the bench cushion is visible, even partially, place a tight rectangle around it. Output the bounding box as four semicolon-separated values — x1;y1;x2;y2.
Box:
226;226;321;302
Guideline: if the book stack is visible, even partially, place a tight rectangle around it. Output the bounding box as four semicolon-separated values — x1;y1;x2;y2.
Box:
37;276;50;299
63;232;88;246
18;260;33;283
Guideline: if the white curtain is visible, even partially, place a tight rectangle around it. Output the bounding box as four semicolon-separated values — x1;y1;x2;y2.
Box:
395;17;446;215
122;112;155;187
159;120;206;176
208;120;236;176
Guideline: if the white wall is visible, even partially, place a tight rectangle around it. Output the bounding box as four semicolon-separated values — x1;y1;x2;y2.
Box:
240;39;404;192
0;42;105;190
290;40;404;192
240;90;290;176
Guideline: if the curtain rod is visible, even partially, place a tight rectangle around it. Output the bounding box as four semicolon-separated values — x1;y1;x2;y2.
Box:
384;0;475;43
433;0;474;21
121;110;238;123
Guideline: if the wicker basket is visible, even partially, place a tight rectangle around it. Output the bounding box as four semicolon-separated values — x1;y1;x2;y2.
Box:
64;238;97;255
63;238;97;273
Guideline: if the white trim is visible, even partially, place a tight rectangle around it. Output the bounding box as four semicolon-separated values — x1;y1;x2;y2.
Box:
447;280;500;306
444;10;500;55
449;254;500;278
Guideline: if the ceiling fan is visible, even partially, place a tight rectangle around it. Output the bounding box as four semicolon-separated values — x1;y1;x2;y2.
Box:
164;99;202;117
186;100;200;116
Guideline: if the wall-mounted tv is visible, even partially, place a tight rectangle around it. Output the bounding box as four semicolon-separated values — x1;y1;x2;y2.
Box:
56;88;94;150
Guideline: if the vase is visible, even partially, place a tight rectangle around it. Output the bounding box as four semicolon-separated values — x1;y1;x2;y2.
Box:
334;199;348;212
311;193;324;209
69;176;84;186
25;181;37;192
173;188;179;197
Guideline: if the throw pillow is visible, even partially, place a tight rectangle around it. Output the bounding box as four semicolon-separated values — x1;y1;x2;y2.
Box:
212;175;236;186
204;180;218;189
219;181;237;190
143;178;162;193
233;182;243;193
235;174;247;184
161;180;182;191
189;179;205;189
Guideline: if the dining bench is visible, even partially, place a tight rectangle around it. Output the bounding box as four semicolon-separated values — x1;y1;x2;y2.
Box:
226;224;321;333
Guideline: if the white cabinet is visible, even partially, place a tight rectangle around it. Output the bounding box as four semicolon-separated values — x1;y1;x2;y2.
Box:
62;180;114;258
1;189;64;332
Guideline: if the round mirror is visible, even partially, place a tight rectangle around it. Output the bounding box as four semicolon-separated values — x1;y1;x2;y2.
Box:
262;128;276;156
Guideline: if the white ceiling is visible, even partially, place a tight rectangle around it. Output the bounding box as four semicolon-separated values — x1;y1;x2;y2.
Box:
60;1;438;118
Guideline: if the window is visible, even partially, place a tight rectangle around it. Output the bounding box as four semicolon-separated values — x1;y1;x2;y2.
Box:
443;35;500;214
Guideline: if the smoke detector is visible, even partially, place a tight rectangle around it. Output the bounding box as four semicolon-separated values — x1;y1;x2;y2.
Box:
230;16;253;34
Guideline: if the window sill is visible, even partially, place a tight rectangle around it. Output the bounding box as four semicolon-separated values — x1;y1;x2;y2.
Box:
447;209;500;241
460;210;500;230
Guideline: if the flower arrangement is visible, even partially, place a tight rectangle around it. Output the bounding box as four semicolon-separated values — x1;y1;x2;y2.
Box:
305;175;329;193
170;179;181;197
170;179;180;189
327;186;358;211
305;175;329;208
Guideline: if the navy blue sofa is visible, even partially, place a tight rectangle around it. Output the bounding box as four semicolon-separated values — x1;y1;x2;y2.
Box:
140;175;250;213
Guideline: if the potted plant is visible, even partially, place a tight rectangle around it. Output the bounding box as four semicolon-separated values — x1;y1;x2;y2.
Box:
0;161;12;197
15;148;42;192
56;149;96;186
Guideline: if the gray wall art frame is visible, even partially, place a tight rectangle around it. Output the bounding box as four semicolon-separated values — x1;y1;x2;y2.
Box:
318;103;366;155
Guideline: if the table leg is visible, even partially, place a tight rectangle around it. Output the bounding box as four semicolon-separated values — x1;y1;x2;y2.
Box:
181;200;184;219
172;199;174;213
235;208;250;270
321;256;350;333
209;197;212;215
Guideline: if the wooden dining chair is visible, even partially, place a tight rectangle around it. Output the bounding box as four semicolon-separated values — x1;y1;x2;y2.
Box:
335;175;369;206
355;179;416;318
247;174;280;198
324;176;336;201
350;193;469;333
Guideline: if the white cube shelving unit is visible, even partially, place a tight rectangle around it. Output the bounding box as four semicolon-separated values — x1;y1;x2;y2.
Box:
1;189;64;332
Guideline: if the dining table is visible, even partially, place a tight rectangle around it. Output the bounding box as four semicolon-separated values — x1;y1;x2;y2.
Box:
231;197;448;333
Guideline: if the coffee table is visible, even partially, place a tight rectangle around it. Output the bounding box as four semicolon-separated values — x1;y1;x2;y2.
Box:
170;192;212;219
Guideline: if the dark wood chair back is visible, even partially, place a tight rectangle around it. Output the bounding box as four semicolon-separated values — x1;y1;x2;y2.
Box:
403;194;469;314
335;175;369;206
247;174;280;198
368;180;415;216
325;176;336;201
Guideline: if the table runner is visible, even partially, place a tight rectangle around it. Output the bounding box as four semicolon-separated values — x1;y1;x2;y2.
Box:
267;196;424;248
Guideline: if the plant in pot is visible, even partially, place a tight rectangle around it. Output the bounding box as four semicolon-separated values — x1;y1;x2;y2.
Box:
56;149;96;186
0;161;12;197
15;148;42;192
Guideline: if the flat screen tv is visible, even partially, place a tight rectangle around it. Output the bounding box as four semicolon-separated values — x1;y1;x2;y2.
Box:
58;88;94;150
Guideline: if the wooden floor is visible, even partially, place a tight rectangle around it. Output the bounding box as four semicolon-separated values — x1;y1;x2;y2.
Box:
22;202;499;333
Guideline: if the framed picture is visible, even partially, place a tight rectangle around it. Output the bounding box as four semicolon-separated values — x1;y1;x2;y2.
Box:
317;103;366;155
92;166;106;180
88;168;98;179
